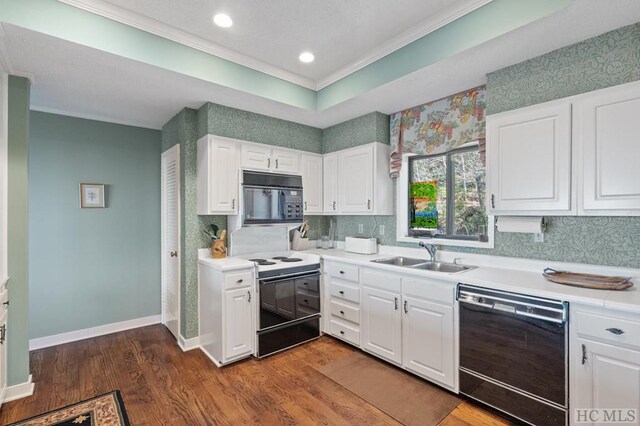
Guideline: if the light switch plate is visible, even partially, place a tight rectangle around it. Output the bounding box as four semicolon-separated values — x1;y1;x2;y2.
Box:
358;223;364;233
533;233;544;243
379;225;385;235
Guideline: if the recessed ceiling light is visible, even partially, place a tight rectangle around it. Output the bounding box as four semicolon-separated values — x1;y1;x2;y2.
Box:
213;13;233;28
299;52;315;63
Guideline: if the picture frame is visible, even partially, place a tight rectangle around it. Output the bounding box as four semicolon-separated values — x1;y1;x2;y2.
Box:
79;183;105;208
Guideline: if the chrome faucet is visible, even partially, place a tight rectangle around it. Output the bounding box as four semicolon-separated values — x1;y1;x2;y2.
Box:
418;241;437;262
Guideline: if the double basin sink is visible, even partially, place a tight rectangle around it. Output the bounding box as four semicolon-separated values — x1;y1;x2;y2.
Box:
370;256;475;273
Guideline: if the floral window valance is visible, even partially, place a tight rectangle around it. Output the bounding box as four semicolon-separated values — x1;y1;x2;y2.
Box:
389;85;486;178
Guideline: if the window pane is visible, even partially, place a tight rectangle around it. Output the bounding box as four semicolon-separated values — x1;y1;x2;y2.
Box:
410;155;447;234
451;149;487;237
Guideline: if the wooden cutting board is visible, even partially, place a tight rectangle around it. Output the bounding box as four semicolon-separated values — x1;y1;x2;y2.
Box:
543;268;634;290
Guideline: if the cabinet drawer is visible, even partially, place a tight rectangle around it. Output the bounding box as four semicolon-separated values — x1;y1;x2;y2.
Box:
326;263;359;282
575;310;640;350
330;299;359;324
361;268;402;292
224;270;253;290
295;276;319;292
330;282;359;304
330;318;360;347
296;292;320;310
403;277;454;305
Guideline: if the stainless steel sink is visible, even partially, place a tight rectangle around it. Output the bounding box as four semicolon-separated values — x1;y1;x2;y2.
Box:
370;257;475;273
410;261;475;273
370;257;427;266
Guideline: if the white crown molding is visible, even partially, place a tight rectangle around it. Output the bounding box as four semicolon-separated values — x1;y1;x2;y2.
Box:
30;104;162;129
57;0;317;90
316;0;493;89
5;375;35;402
57;0;490;92
29;314;161;350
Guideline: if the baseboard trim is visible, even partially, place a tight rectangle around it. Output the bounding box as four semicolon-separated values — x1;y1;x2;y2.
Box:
29;315;162;351
5;374;35;402
178;335;200;351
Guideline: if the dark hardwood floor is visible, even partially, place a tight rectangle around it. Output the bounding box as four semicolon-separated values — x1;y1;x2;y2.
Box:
0;325;511;425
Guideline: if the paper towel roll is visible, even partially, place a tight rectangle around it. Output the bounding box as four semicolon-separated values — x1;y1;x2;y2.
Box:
496;216;545;233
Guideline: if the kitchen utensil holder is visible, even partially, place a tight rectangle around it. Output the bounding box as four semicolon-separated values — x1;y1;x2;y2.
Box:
291;230;309;251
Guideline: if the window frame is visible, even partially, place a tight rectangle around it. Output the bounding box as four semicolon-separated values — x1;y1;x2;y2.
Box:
397;148;494;249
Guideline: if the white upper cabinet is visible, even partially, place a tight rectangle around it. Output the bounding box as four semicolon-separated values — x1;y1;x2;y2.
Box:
577;81;640;215
197;135;239;215
336;143;393;215
487;80;640;217
240;142;300;174
301;154;323;213
323;153;339;213
487;100;573;215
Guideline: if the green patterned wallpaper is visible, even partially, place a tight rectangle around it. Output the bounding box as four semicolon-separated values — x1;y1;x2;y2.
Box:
327;23;640;268
321;112;389;154
163;103;323;339
163;22;640;339
197;102;322;152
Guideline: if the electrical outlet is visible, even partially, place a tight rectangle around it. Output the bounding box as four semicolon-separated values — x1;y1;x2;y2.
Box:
533;233;544;243
379;225;385;235
358;223;364;233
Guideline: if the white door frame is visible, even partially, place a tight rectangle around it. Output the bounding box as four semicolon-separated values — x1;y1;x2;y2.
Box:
161;144;181;340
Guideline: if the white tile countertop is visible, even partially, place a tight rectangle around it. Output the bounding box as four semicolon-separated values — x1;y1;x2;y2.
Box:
304;246;640;314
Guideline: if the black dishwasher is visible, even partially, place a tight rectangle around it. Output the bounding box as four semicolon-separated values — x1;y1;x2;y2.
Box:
458;284;568;426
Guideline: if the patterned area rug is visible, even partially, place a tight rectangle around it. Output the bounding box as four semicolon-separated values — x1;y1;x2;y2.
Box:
9;391;130;426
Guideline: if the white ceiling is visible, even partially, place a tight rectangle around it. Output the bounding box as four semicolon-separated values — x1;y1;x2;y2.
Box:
2;0;640;130
65;0;487;88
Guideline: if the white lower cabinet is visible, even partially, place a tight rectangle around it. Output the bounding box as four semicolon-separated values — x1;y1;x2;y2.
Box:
223;287;255;361
571;305;640;425
361;285;402;364
402;295;455;388
199;263;255;366
325;261;457;392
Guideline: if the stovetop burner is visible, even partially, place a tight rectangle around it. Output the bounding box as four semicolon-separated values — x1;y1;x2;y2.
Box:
249;258;276;266
272;256;288;260
281;258;302;263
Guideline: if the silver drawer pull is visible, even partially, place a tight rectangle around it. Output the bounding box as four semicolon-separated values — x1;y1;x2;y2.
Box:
339;270;345;274
339;290;344;295
606;327;625;335
340;310;345;315
237;279;243;283
339;330;345;335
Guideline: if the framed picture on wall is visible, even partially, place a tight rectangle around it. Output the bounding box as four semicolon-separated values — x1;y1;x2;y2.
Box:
79;183;105;208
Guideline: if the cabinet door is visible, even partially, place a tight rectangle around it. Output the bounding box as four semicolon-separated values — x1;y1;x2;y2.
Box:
572;338;640;425
338;145;374;213
323;153;339;213
361;286;401;364
301;154;323;213
241;143;271;171
579;83;640;214
487;101;572;214
208;138;238;213
224;287;254;361
273;149;300;174
402;296;454;388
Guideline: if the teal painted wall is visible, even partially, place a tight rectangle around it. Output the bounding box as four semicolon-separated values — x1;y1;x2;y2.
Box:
7;76;30;387
28;112;162;339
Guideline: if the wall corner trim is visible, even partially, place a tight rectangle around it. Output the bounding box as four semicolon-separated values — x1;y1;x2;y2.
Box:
28;314;161;351
178;335;200;352
5;374;34;402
